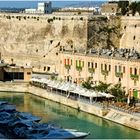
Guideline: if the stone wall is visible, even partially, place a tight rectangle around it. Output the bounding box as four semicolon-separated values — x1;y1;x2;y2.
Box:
0;13;139;73
0;13;88;73
120;16;140;52
0;13;121;73
87;16;121;49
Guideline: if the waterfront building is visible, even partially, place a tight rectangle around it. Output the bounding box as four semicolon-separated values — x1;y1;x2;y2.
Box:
58;50;140;98
0;62;32;82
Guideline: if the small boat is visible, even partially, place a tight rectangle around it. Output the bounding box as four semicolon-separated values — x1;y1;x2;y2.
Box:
0;112;14;125
26;128;89;139
0;104;16;113
0;101;7;105
14;112;41;122
13;122;89;139
0;101;90;139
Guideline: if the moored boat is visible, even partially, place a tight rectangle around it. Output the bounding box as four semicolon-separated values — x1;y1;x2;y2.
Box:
0;101;90;139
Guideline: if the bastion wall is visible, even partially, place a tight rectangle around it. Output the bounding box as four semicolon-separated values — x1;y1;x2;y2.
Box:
0;13;121;73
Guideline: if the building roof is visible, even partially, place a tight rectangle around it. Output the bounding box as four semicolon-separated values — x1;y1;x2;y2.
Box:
0;63;8;68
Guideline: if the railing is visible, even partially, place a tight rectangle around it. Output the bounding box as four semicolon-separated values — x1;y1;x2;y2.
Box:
76;66;82;72
88;68;95;73
101;70;108;76
65;65;71;70
115;72;123;78
130;74;139;81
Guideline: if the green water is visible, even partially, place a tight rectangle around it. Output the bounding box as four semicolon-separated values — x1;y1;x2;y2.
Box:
0;92;140;139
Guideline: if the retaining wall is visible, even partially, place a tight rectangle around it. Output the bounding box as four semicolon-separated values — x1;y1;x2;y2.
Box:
0;82;140;131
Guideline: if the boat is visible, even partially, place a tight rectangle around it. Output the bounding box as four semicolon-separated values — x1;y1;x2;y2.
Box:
0;101;7;105
0;101;90;139
14;112;41;122
0;104;16;113
13;122;89;139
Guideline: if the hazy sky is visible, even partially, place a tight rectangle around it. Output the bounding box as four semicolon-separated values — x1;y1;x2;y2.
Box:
0;1;106;8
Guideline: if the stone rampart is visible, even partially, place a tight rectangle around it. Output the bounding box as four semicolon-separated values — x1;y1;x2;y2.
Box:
0;13;120;73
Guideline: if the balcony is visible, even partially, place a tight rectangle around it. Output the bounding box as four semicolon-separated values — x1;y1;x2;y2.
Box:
101;70;108;76
88;68;95;73
76;66;82;72
115;72;123;78
130;74;139;81
65;65;71;70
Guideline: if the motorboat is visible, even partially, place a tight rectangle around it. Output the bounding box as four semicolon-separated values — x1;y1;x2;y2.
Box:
0;104;16;113
26;128;89;139
14;112;41;122
0;101;90;139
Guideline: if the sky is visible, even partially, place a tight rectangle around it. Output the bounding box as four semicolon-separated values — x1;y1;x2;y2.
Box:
0;1;106;8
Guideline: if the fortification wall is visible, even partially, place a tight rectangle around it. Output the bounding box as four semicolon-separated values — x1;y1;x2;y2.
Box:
0;13;88;72
120;16;140;51
87;16;121;49
0;13;139;73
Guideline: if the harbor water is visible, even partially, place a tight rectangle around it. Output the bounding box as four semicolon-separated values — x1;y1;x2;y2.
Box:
0;92;140;139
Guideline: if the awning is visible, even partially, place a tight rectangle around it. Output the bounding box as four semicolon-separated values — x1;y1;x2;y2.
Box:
99;92;114;98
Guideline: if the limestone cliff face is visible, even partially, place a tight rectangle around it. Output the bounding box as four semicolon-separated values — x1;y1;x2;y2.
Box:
87;16;121;49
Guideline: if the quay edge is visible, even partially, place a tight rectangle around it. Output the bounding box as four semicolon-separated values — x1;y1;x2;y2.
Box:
0;82;140;131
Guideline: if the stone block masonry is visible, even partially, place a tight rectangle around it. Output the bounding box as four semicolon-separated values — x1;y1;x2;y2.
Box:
0;13;121;73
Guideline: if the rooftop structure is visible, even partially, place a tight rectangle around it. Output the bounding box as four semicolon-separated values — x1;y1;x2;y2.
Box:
101;2;119;16
0;56;32;82
25;1;52;14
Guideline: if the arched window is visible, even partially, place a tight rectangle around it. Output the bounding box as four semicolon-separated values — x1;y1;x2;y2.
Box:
115;65;117;72
105;64;107;70
95;63;97;68
109;65;111;71
88;62;90;67
123;66;125;73
101;64;103;70
134;68;137;75
119;66;121;72
91;62;94;68
130;67;132;74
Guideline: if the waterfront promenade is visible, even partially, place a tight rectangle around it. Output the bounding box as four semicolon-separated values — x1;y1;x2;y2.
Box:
0;80;140;131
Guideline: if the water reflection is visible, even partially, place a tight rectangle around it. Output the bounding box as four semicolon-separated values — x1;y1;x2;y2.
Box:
0;92;140;139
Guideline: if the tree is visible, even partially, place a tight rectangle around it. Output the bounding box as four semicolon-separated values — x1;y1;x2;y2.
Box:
93;81;111;93
118;1;129;15
82;77;92;89
136;2;140;14
129;2;137;16
109;83;126;102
